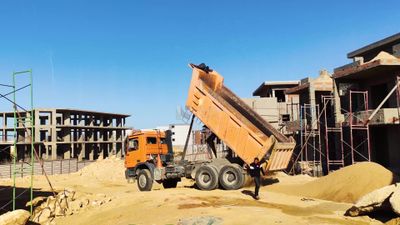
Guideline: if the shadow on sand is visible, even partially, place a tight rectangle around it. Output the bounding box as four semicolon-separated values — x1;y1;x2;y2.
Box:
0;185;54;215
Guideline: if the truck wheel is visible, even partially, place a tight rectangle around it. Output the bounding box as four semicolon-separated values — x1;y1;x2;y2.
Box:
162;179;178;189
219;164;244;190
195;165;218;190
137;169;153;191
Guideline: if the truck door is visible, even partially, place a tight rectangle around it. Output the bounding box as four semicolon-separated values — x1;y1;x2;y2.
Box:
125;137;145;168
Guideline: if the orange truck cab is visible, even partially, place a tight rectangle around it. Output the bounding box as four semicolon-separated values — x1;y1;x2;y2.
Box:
124;130;185;191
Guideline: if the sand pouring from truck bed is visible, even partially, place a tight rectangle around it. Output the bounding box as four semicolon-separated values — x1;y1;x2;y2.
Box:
268;162;398;203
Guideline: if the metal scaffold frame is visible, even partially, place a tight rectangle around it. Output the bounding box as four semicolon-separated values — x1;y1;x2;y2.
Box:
12;70;34;213
0;70;34;214
322;95;344;172
300;104;322;164
346;90;371;164
0;70;64;216
289;99;329;175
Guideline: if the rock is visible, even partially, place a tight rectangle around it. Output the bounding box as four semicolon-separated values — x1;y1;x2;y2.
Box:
385;217;400;225
390;189;400;215
82;198;90;206
178;216;223;225
346;183;400;216
60;189;75;201
26;196;46;208
0;209;31;225
33;207;52;223
91;200;104;206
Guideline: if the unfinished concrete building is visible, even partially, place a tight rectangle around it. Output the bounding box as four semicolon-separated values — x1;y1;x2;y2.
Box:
0;108;129;162
243;81;299;134
333;32;400;173
283;70;334;173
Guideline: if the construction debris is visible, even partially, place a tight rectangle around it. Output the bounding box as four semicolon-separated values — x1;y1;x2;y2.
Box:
0;209;30;225
31;189;112;224
346;183;400;216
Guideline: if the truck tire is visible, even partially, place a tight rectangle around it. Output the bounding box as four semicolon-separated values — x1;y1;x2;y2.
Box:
162;179;178;189
219;164;244;190
195;165;219;190
137;169;153;191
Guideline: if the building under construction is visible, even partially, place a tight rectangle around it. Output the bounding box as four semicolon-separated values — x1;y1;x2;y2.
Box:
333;33;400;173
0;108;129;162
247;32;400;175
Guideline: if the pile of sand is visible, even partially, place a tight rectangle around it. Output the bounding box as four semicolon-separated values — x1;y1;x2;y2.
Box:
269;162;398;203
77;155;125;182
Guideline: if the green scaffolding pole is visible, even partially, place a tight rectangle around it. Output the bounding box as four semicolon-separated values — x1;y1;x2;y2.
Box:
12;69;34;214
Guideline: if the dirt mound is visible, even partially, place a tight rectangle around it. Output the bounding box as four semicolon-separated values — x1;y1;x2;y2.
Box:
77;155;125;182
31;189;113;224
269;162;398;203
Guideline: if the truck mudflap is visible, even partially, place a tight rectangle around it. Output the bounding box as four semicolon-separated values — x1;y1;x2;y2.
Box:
265;138;296;172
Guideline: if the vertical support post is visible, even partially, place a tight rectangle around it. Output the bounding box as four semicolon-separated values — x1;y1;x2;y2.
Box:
349;90;354;164
12;72;17;211
323;97;330;172
299;105;303;162
29;70;34;214
396;76;400;124
181;115;195;161
12;70;34;213
364;91;371;162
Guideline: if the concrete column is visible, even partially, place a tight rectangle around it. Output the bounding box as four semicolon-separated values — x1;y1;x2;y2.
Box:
64;146;70;159
333;81;344;123
45;144;49;160
51;143;57;160
309;85;318;130
78;143;84;161
2;113;7;142
51;109;57;160
34;110;40;144
90;144;95;160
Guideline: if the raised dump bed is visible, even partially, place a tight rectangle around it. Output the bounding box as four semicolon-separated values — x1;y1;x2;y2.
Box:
186;64;295;171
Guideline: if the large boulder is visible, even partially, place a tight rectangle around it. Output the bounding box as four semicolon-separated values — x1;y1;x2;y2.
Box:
346;183;400;216
0;209;30;225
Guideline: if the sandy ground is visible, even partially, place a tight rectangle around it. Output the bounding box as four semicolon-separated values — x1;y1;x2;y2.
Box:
0;159;391;225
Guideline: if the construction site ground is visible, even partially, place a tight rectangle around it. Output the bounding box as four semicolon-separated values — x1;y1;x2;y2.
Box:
0;157;398;225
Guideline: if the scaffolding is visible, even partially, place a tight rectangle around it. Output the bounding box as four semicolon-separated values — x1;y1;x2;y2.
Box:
320;90;371;174
13;70;34;213
322;95;344;172
293;90;371;175
345;90;371;164
0;70;35;214
298;103;323;175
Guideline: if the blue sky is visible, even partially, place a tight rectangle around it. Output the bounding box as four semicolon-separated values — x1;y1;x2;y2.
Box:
0;0;399;128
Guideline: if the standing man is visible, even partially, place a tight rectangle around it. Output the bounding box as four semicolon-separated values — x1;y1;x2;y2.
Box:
249;157;265;200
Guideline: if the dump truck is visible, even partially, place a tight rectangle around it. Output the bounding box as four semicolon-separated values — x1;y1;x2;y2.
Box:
124;64;296;191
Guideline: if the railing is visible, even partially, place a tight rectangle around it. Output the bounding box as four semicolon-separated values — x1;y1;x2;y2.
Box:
0;158;94;179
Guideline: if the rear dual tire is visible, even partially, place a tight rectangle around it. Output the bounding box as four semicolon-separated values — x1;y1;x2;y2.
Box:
219;164;245;190
195;165;219;190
